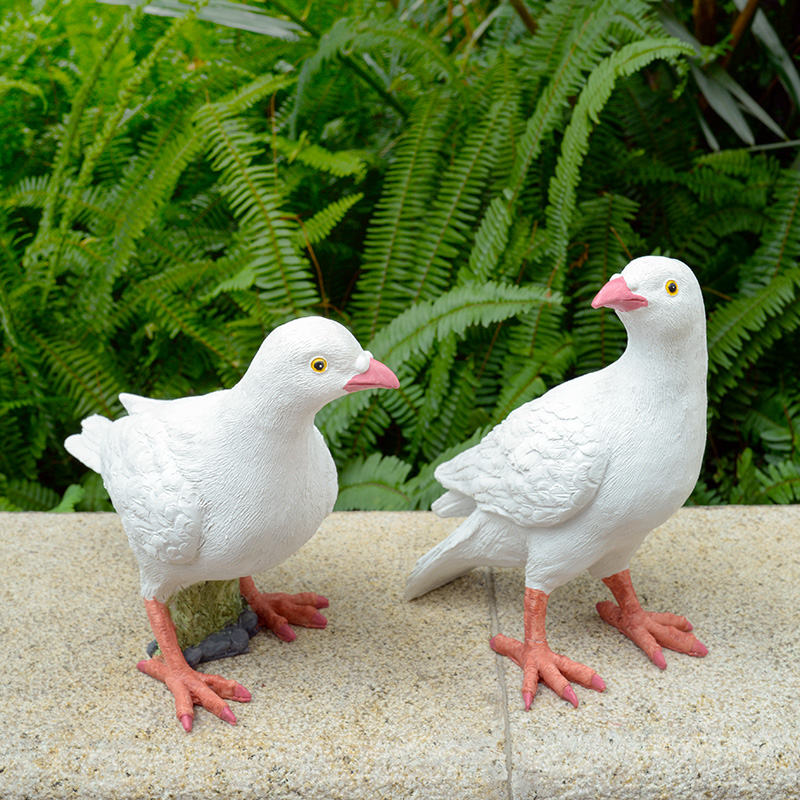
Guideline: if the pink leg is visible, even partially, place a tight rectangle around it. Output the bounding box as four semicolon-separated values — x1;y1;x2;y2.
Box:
240;576;329;643
138;598;251;732
490;587;605;710
596;569;708;669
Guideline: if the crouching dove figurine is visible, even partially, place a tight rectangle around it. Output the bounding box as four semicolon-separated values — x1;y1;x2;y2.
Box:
405;256;708;709
65;317;398;731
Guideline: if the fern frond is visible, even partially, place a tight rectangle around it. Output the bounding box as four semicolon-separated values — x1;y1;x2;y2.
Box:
418;359;479;463
707;270;800;405
462;196;513;285
353;90;454;340
1;477;60;511
407;332;458;461
510;0;660;204
131;282;241;376
32;331;125;418
545;37;694;272
570;192;641;374
103;119;205;280
273;135;367;180
300;193;363;247
742;391;800;459
318;281;560;448
755;460;800;504
414;95;517;296
492;334;575;423
357;19;462;86
35;9;139;236
196;101;319;315
739;164;800;292
44;9;197;290
334;452;413;511
370;281;561;368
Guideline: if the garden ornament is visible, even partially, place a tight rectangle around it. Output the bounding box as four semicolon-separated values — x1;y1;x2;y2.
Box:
406;256;709;709
65;317;399;731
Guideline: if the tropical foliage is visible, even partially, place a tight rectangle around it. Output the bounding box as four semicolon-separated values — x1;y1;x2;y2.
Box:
1;0;799;512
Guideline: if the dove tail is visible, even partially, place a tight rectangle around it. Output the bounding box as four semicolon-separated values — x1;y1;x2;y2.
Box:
406;512;526;601
431;489;476;518
405;514;494;600
64;415;112;473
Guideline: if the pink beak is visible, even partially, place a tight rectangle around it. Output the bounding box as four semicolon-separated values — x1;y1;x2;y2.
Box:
591;276;648;312
344;358;399;393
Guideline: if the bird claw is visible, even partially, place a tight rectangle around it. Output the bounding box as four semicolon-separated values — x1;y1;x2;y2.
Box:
597;570;708;669
137;657;249;731
240;577;329;641
490;633;604;710
596;599;708;668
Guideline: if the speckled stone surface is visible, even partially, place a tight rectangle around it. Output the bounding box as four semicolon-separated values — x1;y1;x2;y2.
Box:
1;508;798;799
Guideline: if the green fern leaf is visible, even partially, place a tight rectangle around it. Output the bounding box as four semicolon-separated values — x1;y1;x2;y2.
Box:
462;196;513;285
300;193;364;247
317;281;560;448
273;135;367;180
334;452;413;510
756;460;800;504
3;477;61;511
353;90;454;340
414;95;518;296
196;101;320;315
707;270;800;404
545;37;694;272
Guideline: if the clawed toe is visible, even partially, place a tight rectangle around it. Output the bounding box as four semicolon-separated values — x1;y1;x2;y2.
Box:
240;577;329;640
598;571;708;668
492;634;605;709
138;656;250;731
491;588;606;709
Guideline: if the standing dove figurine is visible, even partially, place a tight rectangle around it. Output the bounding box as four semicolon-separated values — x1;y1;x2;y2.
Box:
65;317;398;731
405;255;708;709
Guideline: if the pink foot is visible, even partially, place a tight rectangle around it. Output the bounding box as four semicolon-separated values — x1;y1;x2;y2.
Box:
491;634;605;709
137;658;250;732
490;588;605;710
240;577;329;642
598;569;708;669
141;598;251;732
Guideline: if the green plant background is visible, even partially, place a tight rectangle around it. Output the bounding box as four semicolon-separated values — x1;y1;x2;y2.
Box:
1;0;799;513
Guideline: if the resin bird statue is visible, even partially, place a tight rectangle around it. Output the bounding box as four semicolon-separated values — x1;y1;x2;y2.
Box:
65;317;398;731
405;255;708;710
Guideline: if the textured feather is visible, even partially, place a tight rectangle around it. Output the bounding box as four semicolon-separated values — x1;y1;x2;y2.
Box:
64;414;112;474
65;317;398;603
434;391;607;528
407;255;708;598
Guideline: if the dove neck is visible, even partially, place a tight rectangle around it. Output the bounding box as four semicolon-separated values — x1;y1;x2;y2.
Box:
619;319;708;383
230;380;324;428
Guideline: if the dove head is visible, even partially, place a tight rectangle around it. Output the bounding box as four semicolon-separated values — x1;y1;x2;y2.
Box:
591;256;707;355
236;317;398;417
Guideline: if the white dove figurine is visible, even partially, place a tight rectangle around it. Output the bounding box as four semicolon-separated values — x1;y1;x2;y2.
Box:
65;316;398;731
405;255;708;709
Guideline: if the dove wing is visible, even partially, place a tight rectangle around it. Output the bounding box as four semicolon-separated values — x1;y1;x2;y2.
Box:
103;415;204;565
435;397;608;528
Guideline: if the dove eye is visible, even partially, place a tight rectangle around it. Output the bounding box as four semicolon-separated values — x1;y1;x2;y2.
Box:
310;357;328;373
665;280;679;296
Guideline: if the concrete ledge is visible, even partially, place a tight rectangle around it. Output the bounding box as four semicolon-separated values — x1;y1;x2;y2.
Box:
2;508;799;799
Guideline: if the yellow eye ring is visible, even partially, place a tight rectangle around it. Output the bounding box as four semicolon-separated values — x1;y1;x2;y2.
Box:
310;357;328;373
665;280;679;296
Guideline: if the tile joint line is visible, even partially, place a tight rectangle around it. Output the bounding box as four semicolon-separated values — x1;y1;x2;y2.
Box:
484;567;515;800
